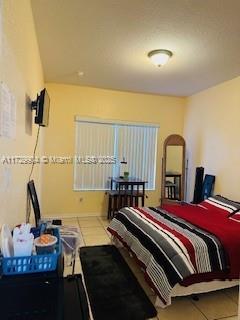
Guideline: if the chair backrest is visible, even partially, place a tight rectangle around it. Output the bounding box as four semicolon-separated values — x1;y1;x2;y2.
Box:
27;180;41;227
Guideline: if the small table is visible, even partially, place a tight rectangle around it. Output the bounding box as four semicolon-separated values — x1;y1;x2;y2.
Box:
107;177;147;219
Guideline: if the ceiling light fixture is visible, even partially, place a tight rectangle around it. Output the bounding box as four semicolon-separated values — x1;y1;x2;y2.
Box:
77;71;84;77
148;49;173;67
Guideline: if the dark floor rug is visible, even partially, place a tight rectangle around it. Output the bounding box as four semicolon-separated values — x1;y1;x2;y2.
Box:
79;245;157;320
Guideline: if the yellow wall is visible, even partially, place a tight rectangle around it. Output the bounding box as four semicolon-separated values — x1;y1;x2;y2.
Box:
0;0;44;227
184;76;240;201
2;0;238;221
3;0;237;220
42;83;186;217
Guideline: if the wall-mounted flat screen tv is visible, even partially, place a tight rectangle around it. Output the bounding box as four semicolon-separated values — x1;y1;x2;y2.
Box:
31;88;50;127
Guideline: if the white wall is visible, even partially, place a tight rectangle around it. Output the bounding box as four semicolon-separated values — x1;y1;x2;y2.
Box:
184;76;240;202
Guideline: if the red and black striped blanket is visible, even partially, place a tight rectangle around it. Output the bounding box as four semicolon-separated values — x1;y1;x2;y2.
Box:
107;205;240;306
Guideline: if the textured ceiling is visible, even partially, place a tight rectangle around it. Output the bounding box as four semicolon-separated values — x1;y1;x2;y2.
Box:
31;0;240;96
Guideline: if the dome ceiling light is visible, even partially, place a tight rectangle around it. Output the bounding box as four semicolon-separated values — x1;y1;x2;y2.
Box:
148;49;173;67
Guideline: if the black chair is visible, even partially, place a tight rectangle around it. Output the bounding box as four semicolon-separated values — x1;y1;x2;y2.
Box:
27;180;62;227
27;180;83;274
107;181;145;219
165;180;177;199
27;180;41;227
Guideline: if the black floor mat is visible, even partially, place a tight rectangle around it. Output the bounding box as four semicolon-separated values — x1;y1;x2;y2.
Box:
79;245;157;320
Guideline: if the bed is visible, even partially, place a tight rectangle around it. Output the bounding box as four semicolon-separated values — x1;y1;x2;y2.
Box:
107;196;240;307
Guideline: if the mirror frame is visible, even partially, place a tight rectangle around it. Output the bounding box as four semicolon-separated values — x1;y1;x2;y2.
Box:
161;134;186;205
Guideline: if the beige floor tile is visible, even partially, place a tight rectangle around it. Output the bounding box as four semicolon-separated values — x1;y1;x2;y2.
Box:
61;217;78;221
84;239;111;246
79;238;86;247
63;265;73;277
78;216;100;222
61;218;79;227
81;226;107;236
224;286;239;304
219;316;238;320
98;217;110;227
191;290;238;320
157;297;206;320
73;260;82;274
83;234;111;246
74;255;80;262
78;217;102;228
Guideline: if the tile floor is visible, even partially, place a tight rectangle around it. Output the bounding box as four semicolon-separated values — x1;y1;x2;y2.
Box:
62;216;239;320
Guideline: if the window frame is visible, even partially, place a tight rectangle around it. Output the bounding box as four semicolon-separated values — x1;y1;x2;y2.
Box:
73;117;159;191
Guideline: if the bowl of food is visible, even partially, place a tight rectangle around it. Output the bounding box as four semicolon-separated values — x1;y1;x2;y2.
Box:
34;234;57;254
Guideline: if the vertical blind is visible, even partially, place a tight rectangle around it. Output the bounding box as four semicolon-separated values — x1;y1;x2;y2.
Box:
74;119;158;190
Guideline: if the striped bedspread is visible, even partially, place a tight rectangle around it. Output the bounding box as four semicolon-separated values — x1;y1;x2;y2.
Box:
107;207;227;306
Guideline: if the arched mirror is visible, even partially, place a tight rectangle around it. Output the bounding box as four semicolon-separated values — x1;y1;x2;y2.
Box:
161;134;186;205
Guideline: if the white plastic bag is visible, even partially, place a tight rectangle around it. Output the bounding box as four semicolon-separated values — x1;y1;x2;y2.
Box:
13;223;34;257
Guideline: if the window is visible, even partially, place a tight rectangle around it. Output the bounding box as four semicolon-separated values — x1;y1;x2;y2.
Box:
74;118;158;190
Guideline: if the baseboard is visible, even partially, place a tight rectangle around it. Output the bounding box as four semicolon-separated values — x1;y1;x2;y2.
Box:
42;212;107;219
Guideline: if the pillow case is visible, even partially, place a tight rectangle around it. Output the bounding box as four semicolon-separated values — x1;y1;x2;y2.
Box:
199;195;240;216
